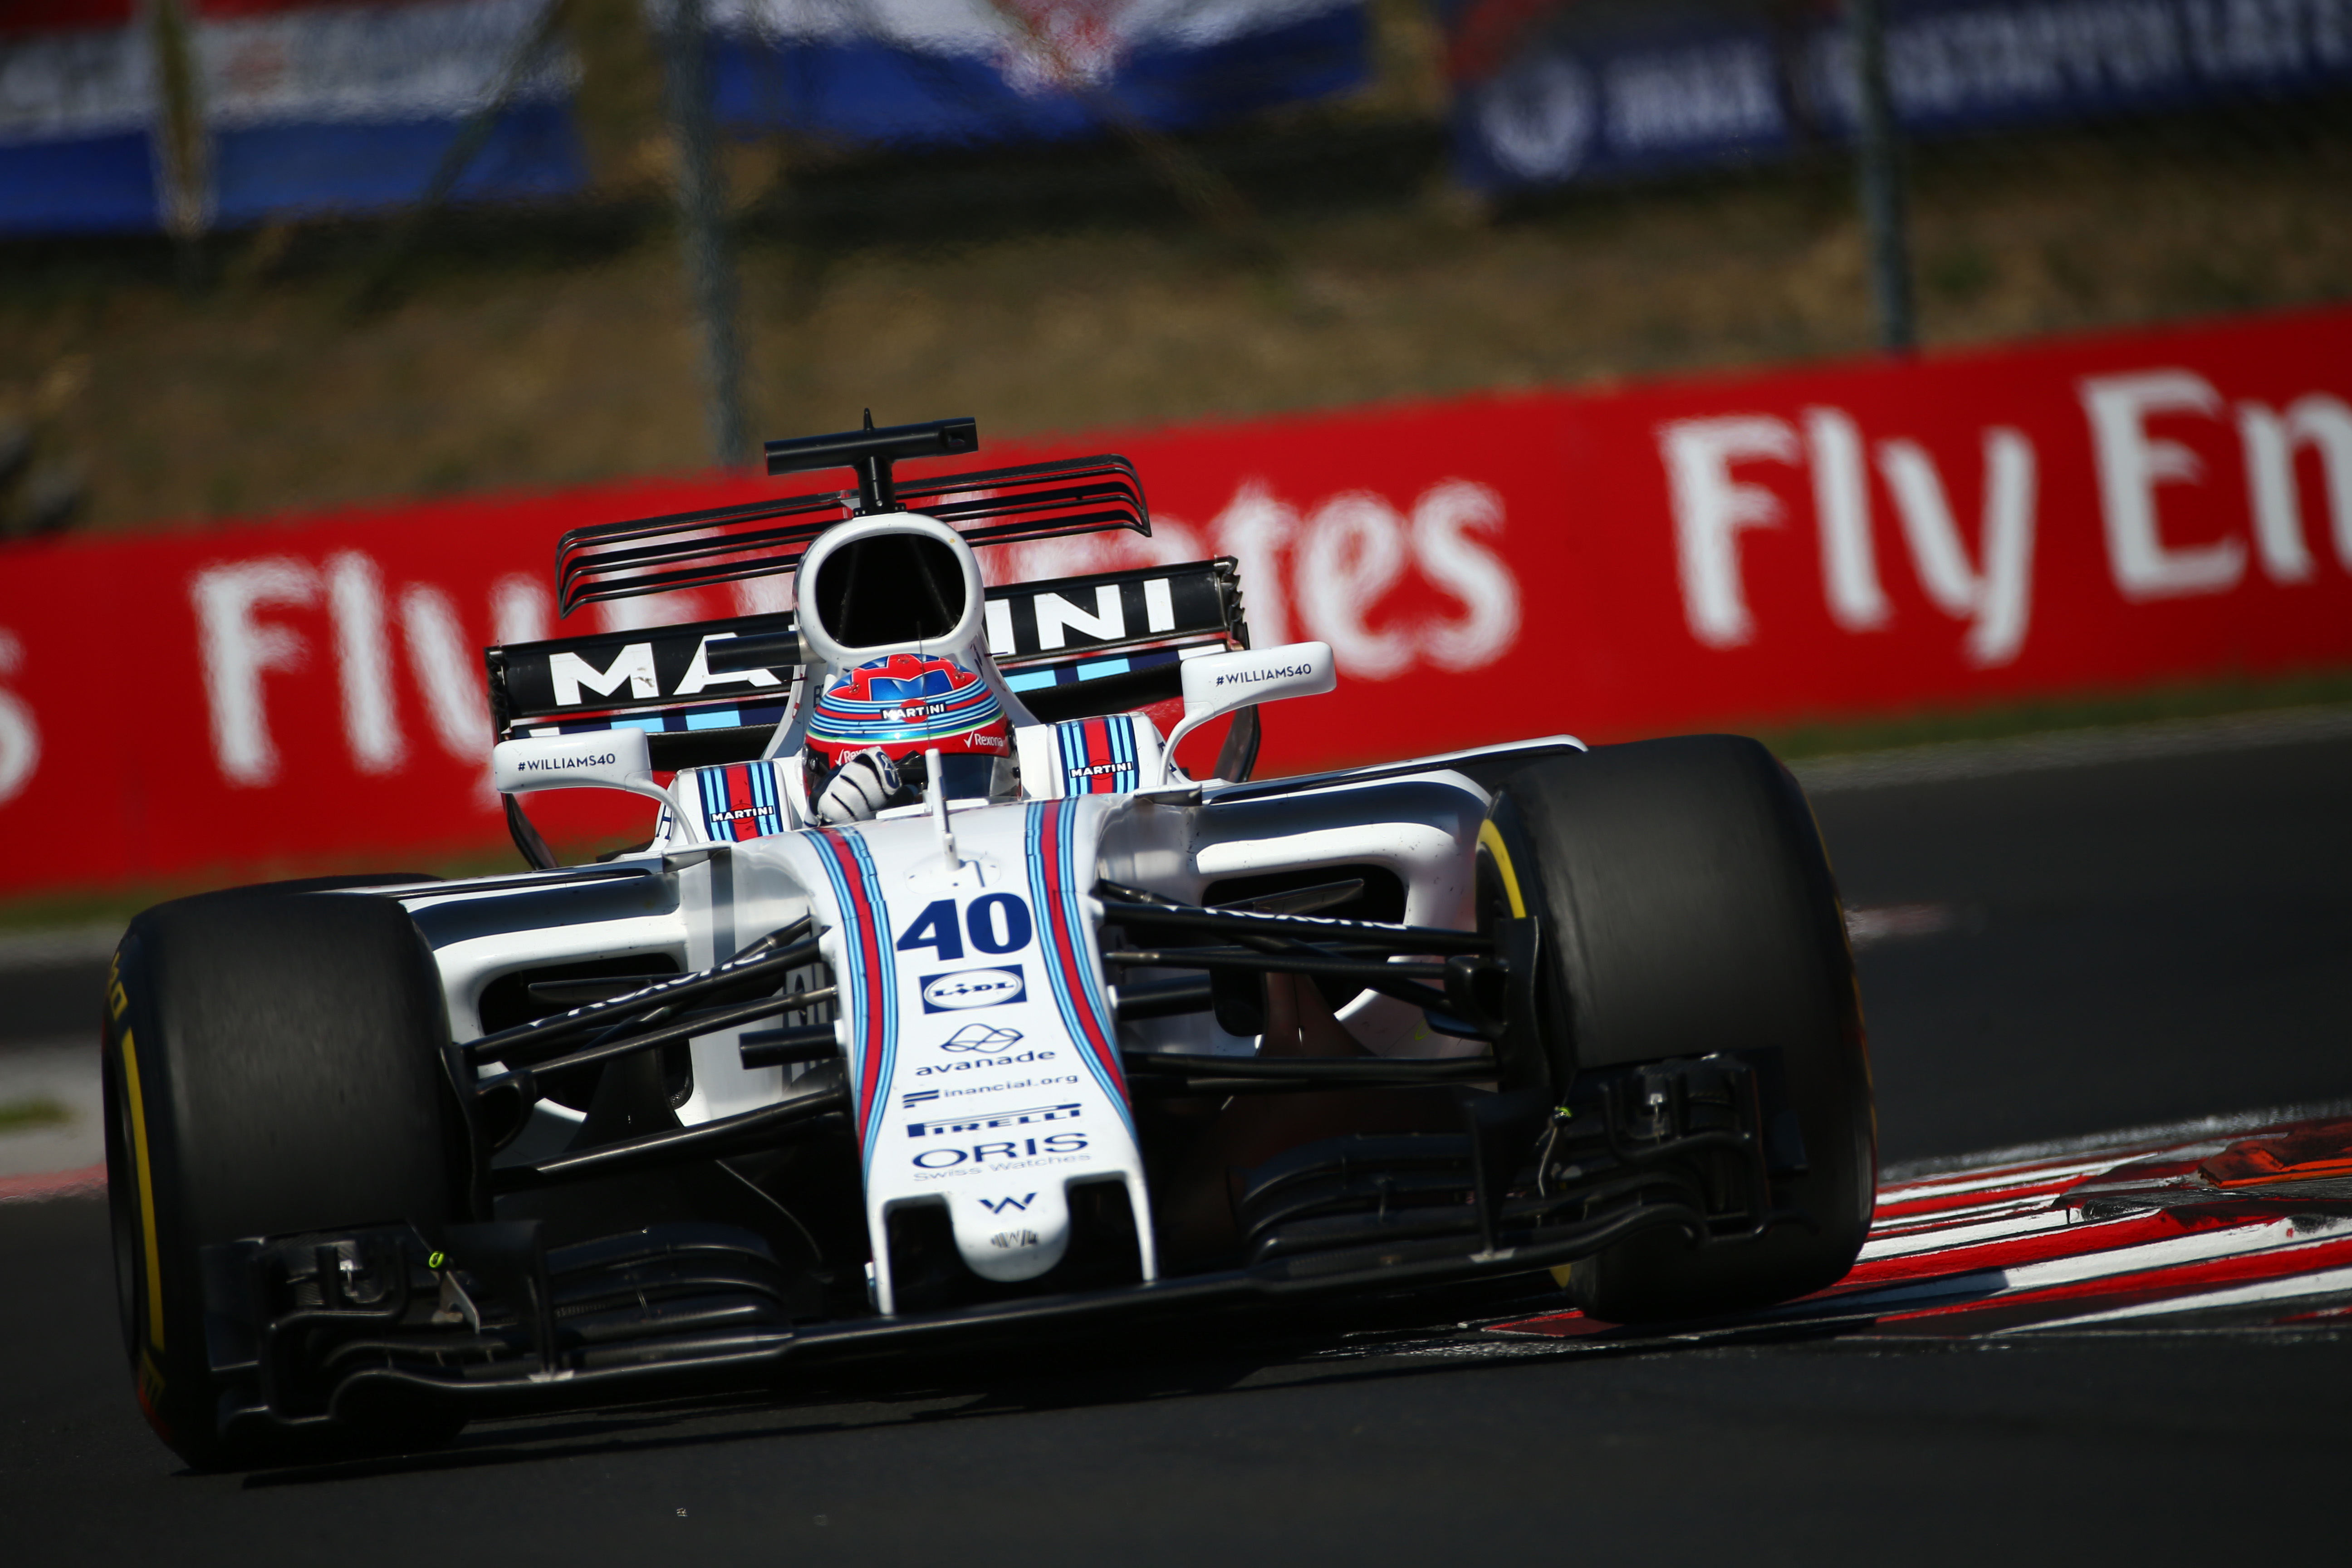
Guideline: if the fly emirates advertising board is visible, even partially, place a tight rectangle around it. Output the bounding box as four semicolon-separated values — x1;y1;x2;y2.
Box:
1;304;2348;892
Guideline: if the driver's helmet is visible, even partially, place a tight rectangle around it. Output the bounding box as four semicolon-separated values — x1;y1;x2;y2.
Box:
806;652;1011;797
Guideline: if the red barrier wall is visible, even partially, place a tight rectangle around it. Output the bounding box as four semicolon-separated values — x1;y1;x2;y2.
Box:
4;304;2350;895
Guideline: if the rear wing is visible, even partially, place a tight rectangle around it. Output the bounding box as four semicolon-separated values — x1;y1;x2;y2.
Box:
554;416;1151;615
486;558;1250;770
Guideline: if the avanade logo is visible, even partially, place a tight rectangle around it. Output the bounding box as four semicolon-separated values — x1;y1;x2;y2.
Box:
908;1049;1058;1078
938;1024;1021;1053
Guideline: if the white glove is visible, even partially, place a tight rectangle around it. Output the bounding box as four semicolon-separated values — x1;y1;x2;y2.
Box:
815;748;902;824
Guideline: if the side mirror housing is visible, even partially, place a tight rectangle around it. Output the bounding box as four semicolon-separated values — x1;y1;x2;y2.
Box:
492;729;692;837
1160;642;1335;782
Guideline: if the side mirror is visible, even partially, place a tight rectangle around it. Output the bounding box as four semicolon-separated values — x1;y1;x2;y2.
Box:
1159;642;1335;783
492;728;695;840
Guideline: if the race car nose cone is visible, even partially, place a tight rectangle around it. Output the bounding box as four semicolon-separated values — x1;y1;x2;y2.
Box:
943;1182;1073;1282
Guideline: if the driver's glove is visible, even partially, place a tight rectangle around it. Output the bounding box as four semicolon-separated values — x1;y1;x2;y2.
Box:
814;748;902;824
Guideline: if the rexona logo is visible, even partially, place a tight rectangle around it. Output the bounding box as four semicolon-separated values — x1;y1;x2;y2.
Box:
911;1132;1088;1170
920;966;1026;1013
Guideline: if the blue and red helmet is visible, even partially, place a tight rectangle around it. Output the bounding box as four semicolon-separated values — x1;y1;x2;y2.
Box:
805;653;1009;768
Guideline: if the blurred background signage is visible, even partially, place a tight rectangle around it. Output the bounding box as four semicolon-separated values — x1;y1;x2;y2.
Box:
1;0;2347;894
706;0;1370;145
0;303;2345;892
0;0;587;233
1450;0;2352;190
0;0;1369;235
16;1;2345;234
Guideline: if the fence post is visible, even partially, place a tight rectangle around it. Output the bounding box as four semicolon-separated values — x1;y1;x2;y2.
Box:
1851;0;1915;352
146;0;212;284
662;0;750;466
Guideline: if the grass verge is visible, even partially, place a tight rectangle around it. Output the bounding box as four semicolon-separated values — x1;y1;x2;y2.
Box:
0;1097;72;1135
1751;669;2352;759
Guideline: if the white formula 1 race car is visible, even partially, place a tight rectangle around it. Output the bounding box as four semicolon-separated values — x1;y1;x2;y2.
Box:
101;418;1876;1466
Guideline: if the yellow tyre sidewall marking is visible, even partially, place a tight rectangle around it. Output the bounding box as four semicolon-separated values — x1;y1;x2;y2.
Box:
1477;819;1526;919
1489;818;1562;1291
118;1027;166;1354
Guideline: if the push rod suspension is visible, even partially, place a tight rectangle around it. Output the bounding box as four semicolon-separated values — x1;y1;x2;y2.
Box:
1104;948;1457;1019
738;1024;840;1068
1122;1049;1497;1085
1123;1049;1496;1079
1102;948;1450;983
1112;976;1213;1020
1094;882;1492;955
464;920;818;1065
493;1069;849;1191
475;987;838;1093
1101;945;1449;1020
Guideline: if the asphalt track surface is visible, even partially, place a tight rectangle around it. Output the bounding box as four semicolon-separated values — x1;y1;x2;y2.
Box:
4;727;2348;1563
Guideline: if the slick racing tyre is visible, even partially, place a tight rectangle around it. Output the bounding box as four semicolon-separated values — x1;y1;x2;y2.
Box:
102;887;465;1467
1477;735;1875;1323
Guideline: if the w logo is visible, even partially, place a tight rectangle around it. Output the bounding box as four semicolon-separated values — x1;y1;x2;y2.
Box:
978;1193;1037;1215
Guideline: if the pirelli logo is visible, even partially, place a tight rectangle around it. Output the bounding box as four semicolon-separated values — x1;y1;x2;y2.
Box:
906;1102;1083;1139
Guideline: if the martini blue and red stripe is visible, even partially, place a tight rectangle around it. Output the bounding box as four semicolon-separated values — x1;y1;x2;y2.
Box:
1024;799;1134;1135
1051;716;1142;795
691;761;791;842
809;827;898;1167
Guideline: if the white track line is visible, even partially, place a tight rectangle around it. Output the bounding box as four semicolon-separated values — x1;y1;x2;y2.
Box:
1790;703;2352;794
1836;1214;2352;1316
0;924;123;973
1878;1098;2352;1185
1878;1158;2124;1205
0;1040;104;1180
1873;1194;2073;1230
2002;1261;2352;1332
1857;1205;2078;1261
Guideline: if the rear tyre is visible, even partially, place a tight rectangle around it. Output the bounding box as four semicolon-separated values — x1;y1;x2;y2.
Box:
1478;735;1874;1322
102;888;465;1467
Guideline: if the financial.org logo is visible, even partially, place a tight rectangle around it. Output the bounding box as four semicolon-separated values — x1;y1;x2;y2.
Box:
921;965;1026;1013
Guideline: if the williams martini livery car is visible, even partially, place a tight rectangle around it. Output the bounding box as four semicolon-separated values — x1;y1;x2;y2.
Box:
101;418;1876;1465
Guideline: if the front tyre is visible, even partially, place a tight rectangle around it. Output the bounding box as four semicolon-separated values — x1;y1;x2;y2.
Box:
1478;735;1875;1322
103;889;464;1467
